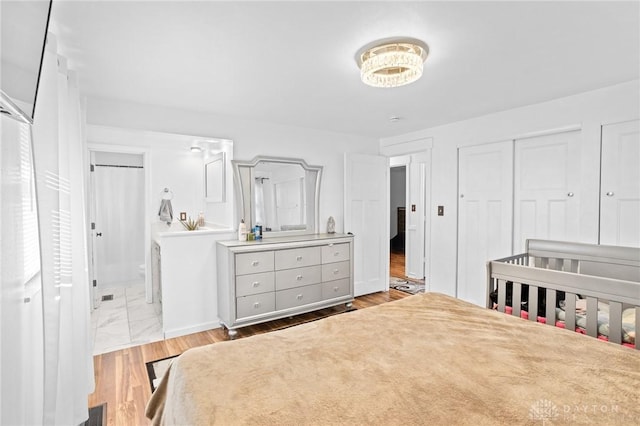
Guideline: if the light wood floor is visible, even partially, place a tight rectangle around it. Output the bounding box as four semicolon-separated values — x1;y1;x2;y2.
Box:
390;250;406;278
89;289;410;425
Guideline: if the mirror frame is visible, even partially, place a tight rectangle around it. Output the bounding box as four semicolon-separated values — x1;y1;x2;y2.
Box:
232;156;323;236
204;152;226;203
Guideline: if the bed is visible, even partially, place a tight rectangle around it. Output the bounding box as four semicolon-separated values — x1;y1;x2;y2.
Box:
146;292;640;425
487;239;639;349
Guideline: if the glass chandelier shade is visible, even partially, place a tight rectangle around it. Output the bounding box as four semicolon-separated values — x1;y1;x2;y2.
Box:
358;41;429;88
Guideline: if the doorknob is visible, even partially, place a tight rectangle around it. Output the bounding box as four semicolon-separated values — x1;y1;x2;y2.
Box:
605;191;614;197
96;232;103;237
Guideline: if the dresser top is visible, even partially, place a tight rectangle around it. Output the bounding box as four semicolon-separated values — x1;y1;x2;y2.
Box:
218;233;353;249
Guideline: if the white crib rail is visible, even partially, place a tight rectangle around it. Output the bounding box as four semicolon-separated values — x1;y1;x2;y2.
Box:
487;240;640;349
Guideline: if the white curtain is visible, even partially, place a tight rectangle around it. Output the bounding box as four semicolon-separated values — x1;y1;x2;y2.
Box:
31;33;94;425
94;164;145;285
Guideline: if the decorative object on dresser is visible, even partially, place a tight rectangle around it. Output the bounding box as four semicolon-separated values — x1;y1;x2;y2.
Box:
217;233;354;338
327;216;335;234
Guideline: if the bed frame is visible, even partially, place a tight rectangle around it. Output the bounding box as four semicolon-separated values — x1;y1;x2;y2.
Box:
487;239;640;349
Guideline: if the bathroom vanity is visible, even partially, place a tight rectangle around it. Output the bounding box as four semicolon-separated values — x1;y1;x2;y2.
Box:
216;233;354;338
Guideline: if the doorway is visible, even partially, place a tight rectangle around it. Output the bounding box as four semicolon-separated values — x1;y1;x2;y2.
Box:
387;152;429;282
88;149;161;354
390;166;406;277
90;151;146;295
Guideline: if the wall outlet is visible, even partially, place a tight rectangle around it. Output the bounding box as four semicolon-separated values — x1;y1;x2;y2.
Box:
179;212;187;221
437;206;444;216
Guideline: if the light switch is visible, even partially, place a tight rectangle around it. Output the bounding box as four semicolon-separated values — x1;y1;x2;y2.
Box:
437;206;444;216
411;204;416;212
180;212;187;221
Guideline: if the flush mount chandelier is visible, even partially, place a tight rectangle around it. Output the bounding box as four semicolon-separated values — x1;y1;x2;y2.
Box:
357;39;429;88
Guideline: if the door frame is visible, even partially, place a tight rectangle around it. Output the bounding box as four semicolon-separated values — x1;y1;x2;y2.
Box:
87;143;152;305
381;138;432;284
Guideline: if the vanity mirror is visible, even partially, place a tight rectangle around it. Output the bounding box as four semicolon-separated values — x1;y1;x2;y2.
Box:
233;156;322;236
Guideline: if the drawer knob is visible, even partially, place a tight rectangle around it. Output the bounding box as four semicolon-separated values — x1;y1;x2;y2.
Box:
252;281;260;287
296;255;303;261
296;274;303;281
252;260;260;266
253;302;261;308
296;294;303;300
333;269;339;275
334;251;340;256
333;286;339;292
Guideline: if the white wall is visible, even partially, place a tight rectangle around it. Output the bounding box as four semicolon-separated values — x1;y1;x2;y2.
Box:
87;126;226;228
381;80;640;297
85;98;379;233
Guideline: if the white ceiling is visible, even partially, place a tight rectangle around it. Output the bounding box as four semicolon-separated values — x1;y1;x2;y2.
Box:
50;1;640;139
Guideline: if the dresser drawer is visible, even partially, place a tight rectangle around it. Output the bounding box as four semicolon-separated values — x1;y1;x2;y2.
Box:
236;272;275;297
235;251;274;275
236;292;275;319
321;243;350;263
275;246;321;270
321;278;351;299
276;284;322;310
275;265;321;291
321;261;350;281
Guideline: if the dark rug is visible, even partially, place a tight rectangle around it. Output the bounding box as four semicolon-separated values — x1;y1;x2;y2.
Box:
146;305;357;392
390;276;426;294
146;355;178;392
84;403;106;426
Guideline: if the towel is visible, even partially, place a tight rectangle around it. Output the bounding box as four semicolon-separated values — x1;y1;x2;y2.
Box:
158;199;173;225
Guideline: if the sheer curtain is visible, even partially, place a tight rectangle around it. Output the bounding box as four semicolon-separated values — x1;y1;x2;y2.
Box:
31;33;94;425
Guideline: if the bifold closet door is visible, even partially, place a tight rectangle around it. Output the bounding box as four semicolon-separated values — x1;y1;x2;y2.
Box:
513;131;581;253
600;120;640;247
457;141;513;306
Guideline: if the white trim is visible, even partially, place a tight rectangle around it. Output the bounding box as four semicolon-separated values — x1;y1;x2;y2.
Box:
163;321;221;339
380;137;433;157
600;117;640;127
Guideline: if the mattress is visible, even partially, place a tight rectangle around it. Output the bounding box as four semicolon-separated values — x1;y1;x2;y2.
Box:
146;292;640;425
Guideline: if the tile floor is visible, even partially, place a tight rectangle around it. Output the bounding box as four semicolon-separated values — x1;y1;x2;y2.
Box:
91;284;163;355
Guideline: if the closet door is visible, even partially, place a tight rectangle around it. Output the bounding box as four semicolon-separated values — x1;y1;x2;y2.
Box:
600;120;640;247
457;141;513;306
513;131;581;252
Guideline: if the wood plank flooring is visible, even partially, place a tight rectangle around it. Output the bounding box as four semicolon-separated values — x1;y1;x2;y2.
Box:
390;250;406;278
88;289;410;425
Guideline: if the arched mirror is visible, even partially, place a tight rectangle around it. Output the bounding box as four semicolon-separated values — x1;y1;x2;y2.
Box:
233;156;322;236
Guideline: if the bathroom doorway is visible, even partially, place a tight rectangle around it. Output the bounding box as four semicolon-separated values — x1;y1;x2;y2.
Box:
88;149;161;354
90;151;146;298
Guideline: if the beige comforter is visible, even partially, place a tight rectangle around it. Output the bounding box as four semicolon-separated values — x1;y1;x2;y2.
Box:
146;293;640;425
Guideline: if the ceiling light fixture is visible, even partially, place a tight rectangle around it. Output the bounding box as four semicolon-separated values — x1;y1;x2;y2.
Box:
357;39;429;88
190;145;203;153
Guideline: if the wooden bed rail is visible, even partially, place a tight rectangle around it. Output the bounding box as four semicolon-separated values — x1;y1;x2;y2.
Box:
487;240;640;349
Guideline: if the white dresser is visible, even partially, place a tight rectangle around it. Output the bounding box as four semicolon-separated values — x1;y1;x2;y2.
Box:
216;233;354;338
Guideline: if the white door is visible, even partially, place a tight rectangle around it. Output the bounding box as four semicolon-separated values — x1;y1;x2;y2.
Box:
513;131;581;252
600;120;640;247
406;152;428;279
345;153;388;296
458;141;513;306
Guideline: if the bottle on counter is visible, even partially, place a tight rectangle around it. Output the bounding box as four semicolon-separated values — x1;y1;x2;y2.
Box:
238;219;247;241
198;212;205;227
